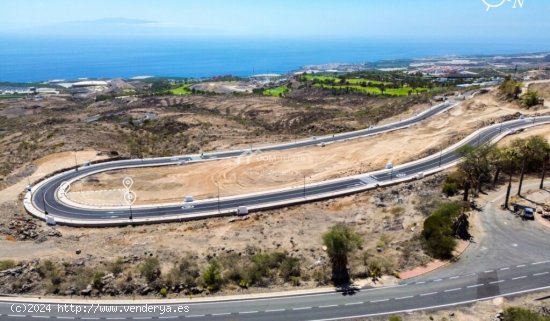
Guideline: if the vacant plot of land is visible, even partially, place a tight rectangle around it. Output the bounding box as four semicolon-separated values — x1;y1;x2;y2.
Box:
68;90;540;206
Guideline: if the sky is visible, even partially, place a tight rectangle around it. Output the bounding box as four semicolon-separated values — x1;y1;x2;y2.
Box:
0;0;549;40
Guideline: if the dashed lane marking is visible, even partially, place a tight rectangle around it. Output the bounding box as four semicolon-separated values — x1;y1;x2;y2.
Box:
516;264;526;268
370;299;389;303
344;302;363;306
186;315;205;318
512;276;527;280
420;292;438;296
238;311;258;314
211;313;231;316
292;307;312;311
265;309;286;312
319;305;338;308
444;288;462;293
395;296;414;300
490;280;506;284
534;272;549;277
500;267;510;271
467;284;484;288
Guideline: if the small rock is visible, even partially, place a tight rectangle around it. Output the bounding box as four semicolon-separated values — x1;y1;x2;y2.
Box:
76;249;81;255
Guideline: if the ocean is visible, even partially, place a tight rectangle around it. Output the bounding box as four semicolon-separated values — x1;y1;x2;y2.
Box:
0;36;549;83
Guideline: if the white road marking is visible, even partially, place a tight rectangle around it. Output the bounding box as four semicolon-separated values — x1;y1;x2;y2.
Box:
512;276;527;280
7;316;26;318
516;264;526;268
395;296;414;300
444;288;462;293
211;313;231;316
57;318;76;320
490;280;505;284
239;311;258;314
265;309;286;312
370;299;389;303
533;260;550;265
433;279;442;282
484;270;494;273
158;317;178;319
415;281;425;285
345;302;363;306
467;284;484;288
186;315;205;318
420;292;438;296
292;307;312;311
31;317;50;319
500;267;510;271
319;305;338;309
534;272;550;277
449;276;460;280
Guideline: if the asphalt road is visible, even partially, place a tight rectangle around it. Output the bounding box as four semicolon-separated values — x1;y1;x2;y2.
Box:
1;260;549;320
29;113;549;226
28;100;456;225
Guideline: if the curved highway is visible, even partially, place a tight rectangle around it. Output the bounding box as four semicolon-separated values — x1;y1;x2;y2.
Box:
25;103;550;226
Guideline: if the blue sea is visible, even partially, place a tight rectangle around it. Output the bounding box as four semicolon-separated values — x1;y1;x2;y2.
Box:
0;36;549;83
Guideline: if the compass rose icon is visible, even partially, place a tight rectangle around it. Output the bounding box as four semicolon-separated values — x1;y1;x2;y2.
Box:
481;0;509;11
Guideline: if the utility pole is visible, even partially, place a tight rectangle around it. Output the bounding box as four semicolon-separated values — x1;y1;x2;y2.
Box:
303;175;306;198
217;184;221;214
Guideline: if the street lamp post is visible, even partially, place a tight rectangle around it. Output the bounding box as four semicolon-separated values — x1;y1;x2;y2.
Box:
217;184;221;214
42;193;48;215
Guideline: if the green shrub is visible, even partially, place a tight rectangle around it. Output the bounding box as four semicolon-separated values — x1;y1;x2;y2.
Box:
108;258;124;275
140;257;161;282
421;202;462;259
0;260;16;271
279;257;301;282
92;272;105;290
202;261;222;291
502;307;550;321
523;91;540;108
389;316;403;321
442;181;459;197
167;256;200;288
159;288;168;298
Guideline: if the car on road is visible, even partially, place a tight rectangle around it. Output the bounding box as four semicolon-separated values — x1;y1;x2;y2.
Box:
522;207;535;221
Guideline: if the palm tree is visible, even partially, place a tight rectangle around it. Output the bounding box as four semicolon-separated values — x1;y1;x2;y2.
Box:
322;224;363;285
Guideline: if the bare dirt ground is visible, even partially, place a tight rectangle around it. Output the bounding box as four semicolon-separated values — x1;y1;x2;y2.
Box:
67;89;545;206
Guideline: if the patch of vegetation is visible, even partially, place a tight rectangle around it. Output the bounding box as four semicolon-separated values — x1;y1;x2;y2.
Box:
322;224;363;284
502;307;550;321
202;261;222;291
523;91;541;108
499;76;522;100
170;84;192;95
301;71;438;97
421;202;463;259
140;257;161;282
0;260;16;271
262;85;290;97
